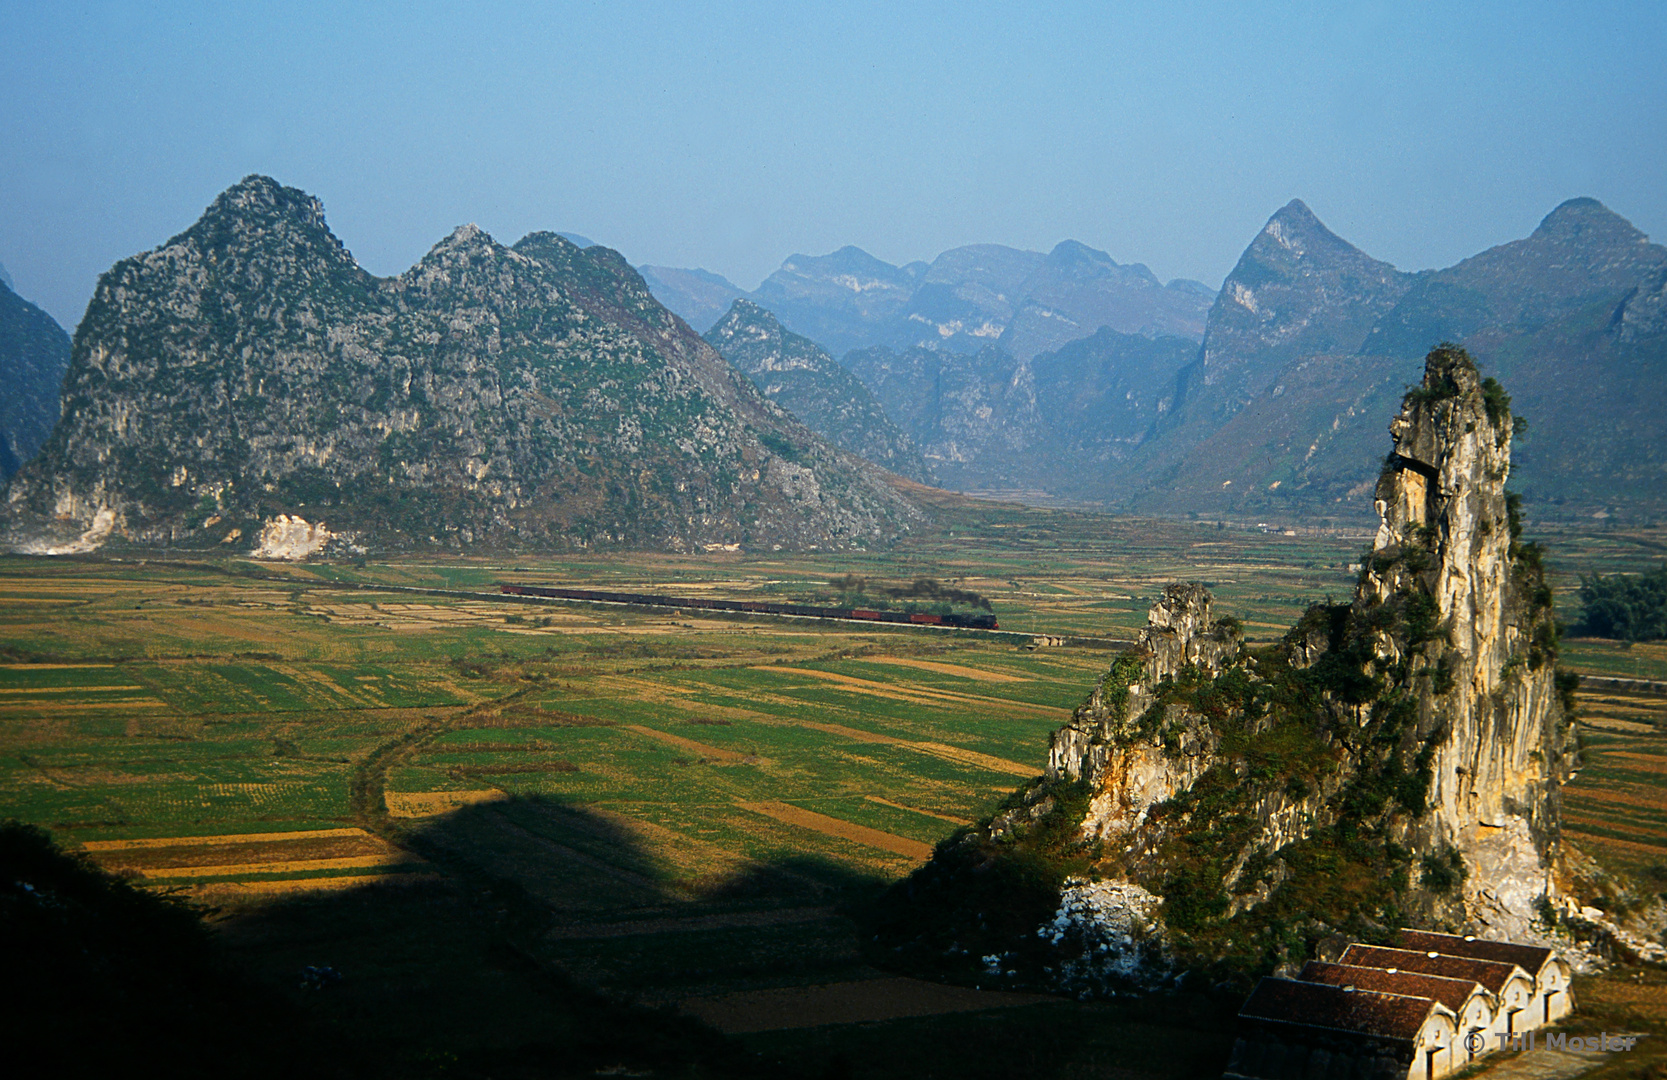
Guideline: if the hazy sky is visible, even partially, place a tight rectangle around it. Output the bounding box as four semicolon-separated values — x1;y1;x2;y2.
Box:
3;1;1664;329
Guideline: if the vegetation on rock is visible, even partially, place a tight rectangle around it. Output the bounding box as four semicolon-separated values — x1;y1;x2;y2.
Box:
871;346;1579;994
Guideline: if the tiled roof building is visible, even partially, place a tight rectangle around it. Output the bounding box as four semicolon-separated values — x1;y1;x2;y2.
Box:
1225;978;1458;1080
1299;962;1496;1064
1395;930;1572;1026
1339;944;1538;1038
1226;936;1572;1080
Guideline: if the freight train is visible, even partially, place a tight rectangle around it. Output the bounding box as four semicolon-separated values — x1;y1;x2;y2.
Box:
498;583;999;630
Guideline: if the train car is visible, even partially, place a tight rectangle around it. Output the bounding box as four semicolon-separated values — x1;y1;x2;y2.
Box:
909;612;944;625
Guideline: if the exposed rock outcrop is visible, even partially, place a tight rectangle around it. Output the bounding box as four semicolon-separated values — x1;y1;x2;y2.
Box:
1049;583;1239;837
1360;354;1570;939
1048;349;1574;942
879;346;1581;992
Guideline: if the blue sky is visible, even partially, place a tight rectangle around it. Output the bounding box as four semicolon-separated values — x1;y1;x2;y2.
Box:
2;1;1664;329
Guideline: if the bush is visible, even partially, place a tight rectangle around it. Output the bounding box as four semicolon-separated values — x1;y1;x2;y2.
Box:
1420;849;1467;894
1480;376;1512;428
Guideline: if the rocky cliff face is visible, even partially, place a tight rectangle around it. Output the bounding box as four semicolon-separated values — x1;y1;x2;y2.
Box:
879;347;1577;992
0;278;72;481
1060;348;1571;943
1357;351;1571;936
3;176;925;555
703;300;930;482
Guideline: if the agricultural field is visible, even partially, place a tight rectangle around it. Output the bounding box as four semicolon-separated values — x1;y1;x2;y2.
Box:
2;503;1664;1076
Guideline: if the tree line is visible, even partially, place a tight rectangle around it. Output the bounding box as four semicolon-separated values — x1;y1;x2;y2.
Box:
1574;564;1667;642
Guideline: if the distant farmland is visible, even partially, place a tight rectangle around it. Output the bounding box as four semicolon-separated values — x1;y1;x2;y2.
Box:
1;509;1663;1071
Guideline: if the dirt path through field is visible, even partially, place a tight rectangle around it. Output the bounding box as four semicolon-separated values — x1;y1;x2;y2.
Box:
735;800;932;859
677;976;1054;1033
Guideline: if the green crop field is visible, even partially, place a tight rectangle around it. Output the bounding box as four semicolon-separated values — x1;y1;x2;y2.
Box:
3;504;1664;1077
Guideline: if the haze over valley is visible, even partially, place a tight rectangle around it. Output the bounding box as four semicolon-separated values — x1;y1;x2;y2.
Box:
4;7;1666;1080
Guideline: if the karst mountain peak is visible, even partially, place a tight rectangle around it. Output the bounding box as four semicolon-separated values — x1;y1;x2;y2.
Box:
2;176;924;557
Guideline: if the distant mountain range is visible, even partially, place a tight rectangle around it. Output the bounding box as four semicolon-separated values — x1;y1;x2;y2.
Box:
748;197;1667;523
1118;197;1667;520
2;177;925;555
7;185;1661;554
843;329;1200;499
703;300;930;483
0;274;71;481
642;240;1215;359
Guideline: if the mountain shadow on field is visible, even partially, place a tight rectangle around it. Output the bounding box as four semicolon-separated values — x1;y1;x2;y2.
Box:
195;792;1237;1079
209;792;896;1078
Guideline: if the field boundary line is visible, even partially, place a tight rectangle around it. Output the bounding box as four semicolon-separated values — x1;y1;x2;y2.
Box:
853;657;1029;683
138;853;423;879
622;724;758;764
1603;751;1667;772
546;906;838;940
183;872;443;895
1577;675;1667;697
749;716;1037;777
910;741;1037;777
759;666;1070;717
1565;830;1667;856
864;796;971;825
81;827;369;851
735;800;933;860
0;685;147;694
